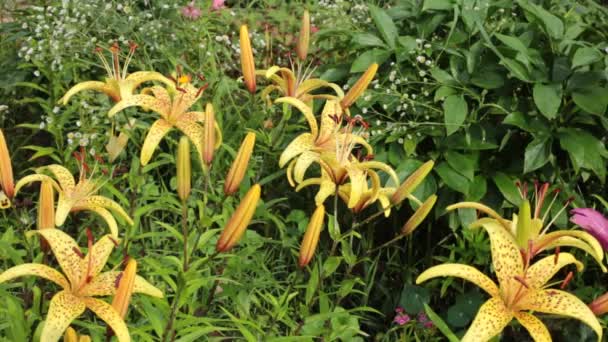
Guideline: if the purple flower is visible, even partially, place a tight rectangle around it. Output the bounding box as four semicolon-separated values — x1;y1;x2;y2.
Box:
181;1;202;20
417;312;429;323
570;208;608;250
393;313;411;326
211;0;226;10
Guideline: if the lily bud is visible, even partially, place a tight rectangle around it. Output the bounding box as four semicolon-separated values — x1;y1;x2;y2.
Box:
176;137;191;202
589;291;608;316
37;180;55;252
63;327;78;342
216;184;261;252
340;63;378;109
203;103;216;166
401;195;437;236
391;160;434;205
296;10;310;61
516;200;532;249
79;337;91;342
224;132;256;195
111;258;137;318
240;25;256;93
0;128;14;199
299;205;325;267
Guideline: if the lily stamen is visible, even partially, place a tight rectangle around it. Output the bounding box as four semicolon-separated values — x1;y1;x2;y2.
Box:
560;271;574;289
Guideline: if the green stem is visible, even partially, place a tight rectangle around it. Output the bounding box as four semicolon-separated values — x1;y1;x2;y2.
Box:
181;201;189;272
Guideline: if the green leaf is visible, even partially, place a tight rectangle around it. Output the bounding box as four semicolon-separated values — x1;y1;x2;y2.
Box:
558;128;607;182
445;151;475;181
443;95;468;136
423;0;454;11
369;5;398;49
532;83;562;119
425;304;460;342
493;173;522;206
572;87;608;115
523;136;552;173
306;263;320;306
399;284;430;314
435;162;470;195
350;49;391;73
351;33;386;48
430;67;456;85
398;36;417;52
470;71;504;89
322;257;342;277
572;47;602;69
500;58;532;82
517;0;563;39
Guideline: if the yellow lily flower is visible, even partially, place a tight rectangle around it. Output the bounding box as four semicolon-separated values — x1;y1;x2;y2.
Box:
417;221;602;341
0;128;14;207
60;42;173;104
0;228;163;342
108;78;222;166
257;66;344;105
15;164;132;238
447;181;606;272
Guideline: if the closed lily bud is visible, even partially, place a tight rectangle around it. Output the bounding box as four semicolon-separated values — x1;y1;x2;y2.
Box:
224;132;256;195
0;128;14;199
111;258;137;319
589;291;608;316
401;195;437;236
79;336;91;342
340;63;378;109
63;327;78;342
240;25;256;94
216;184;261;252
203;103;216;166
177;137;191;202
37;180;55;252
391;160;434;205
299;205;325;268
296;10;310;61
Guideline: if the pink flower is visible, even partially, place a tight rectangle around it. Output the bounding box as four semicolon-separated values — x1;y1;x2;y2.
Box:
393;313;411;326
395;307;404;314
181;1;202;20
570;208;608;250
417;312;429;323
211;0;226;10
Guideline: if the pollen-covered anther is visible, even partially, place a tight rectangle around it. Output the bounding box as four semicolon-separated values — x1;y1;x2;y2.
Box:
72;247;84;259
554;246;561;265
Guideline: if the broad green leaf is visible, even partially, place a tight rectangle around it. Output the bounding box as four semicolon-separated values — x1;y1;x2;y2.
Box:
523;136;552;173
572;87;608;115
493;173;522;206
435;162;470;195
558;128;607;182
470;71;504;89
517;0;563;39
430;67;456;85
322;257;342;278
351;33;386;48
423;0;454;11
399;284;430;314
369;5;398;49
572;47;602;69
443;95;468;136
445;151;475;181
500;58;532;82
350;49;391;73
533;83;562;119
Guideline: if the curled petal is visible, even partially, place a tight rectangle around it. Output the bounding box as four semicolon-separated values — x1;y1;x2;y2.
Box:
448;201;511;230
14;174;59;197
108;94;167;118
0;263;69;289
80;195;133;226
42;164;76;191
416;263;500;298
540;235;606;272
72;205;118;238
140;119;173;166
275;97;318;138
293;151;320;183
525;253;583;289
278;133;314;168
60;81;116;104
520;289;602;342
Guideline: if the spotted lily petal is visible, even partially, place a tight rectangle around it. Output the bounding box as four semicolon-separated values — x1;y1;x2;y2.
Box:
279;133;315;168
123;71;173;94
80;271;163;298
513;312;551;341
416;263;500;297
14;174;59;196
296;79;344;100
536;230;604;267
80;195;133;226
345;165;366;209
60;81;115;105
293;151;320;183
36;229;83;286
140;119;173;166
275;97;318;138
469;218;523;291
41;291;86;342
72;205;118;238
541;236;606;272
108;94;167;118
461;297;512;342
174;113;205;163
42;165;76;191
524;253;583;289
520;289;602;342
358;161;400;187
55;193;76;226
448;202;511;230
0;263;69;289
82;298;130;342
82;235;118;279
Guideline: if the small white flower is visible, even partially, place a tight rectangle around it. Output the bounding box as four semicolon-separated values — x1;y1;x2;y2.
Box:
416;55;426;63
415;38;423;44
398;138;404;144
424;43;431;48
34;70;41;77
419;71;426;77
76;120;81;127
39;122;46;129
52;106;60;114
